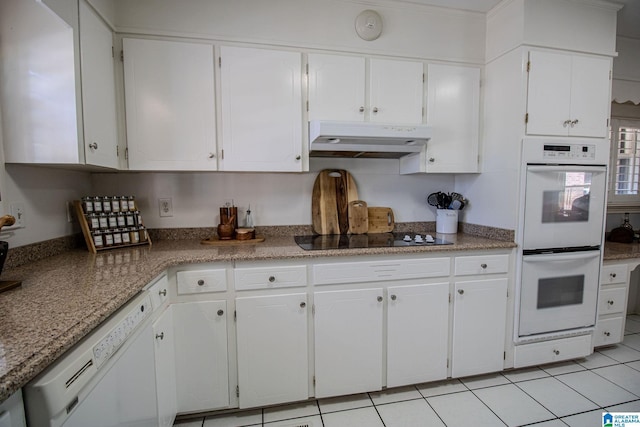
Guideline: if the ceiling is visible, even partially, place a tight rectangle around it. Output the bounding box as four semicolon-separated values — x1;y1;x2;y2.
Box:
387;0;640;38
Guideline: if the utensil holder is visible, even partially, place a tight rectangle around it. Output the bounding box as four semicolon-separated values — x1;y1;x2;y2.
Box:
436;209;458;234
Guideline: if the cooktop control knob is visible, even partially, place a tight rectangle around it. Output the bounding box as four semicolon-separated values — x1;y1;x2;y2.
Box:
403;235;411;241
414;235;424;243
425;234;435;243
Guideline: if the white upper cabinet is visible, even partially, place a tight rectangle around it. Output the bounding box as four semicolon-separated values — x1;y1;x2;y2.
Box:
219;46;304;172
123;38;217;170
0;0;118;168
526;50;611;138
79;1;119;169
424;64;480;173
308;54;366;122
308;54;423;124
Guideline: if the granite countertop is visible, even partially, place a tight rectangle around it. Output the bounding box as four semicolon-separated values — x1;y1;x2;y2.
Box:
0;233;515;402
603;240;640;261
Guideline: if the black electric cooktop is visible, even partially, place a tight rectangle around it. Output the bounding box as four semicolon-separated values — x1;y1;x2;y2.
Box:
294;233;454;251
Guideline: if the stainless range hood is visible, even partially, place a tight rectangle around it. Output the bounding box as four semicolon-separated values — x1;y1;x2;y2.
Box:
309;120;431;159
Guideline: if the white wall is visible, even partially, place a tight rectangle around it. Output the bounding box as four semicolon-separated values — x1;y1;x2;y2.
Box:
91;158;453;229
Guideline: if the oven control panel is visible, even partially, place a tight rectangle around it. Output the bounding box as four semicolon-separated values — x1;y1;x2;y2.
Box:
542;144;596;161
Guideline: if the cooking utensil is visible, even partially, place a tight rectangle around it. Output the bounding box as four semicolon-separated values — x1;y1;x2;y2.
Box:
312;169;359;235
348;200;369;234
427;192;441;208
367;207;395;233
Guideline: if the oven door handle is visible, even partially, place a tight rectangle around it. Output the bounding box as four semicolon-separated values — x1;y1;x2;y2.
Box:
527;165;606;173
523;251;600;262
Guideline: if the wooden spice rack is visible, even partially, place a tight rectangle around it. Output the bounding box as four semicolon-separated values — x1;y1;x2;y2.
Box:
74;200;152;254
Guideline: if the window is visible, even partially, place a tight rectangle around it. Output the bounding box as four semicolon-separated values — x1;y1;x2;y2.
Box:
608;118;640;212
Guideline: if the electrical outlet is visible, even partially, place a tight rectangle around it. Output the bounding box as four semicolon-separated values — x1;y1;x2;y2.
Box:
10;202;25;228
159;198;173;217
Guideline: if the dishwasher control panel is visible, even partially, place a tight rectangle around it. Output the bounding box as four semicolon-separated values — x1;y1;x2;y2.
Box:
92;294;152;368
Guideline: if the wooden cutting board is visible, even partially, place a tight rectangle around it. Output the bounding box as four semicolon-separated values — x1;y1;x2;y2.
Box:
368;207;395;233
312;170;359;235
348;200;368;234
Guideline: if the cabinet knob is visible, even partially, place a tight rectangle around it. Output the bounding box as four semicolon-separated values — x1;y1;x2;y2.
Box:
300;302;306;308
88;142;99;150
359;106;365;113
608;300;614;306
604;331;611;336
269;276;276;283
209;152;215;158
570;119;579;127
563;119;571;127
390;294;397;301
480;263;487;269
553;349;560;355
217;309;224;316
155;332;165;340
197;279;205;286
377;296;383;302
610;273;616;279
296;155;301;160
429;158;435;163
458;289;464;295
372;107;379;114
158;289;167;297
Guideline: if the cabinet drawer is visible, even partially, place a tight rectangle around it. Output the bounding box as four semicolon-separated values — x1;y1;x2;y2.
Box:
454;254;509;276
600;264;627;285
147;274;170;310
177;269;227;294
513;334;592;368
313;257;450;285
593;317;624;347
235;265;307;290
598;287;627;316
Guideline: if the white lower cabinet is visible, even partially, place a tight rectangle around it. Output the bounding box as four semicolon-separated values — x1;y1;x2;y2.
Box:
451;278;508;378
236;293;309;408
172;301;229;413
314;288;384;398
386;283;449;387
152;306;176;427
594;263;630;348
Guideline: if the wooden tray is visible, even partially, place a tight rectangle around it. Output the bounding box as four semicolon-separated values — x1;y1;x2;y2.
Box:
201;236;265;246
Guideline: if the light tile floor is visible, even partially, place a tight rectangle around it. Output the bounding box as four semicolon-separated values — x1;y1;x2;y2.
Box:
176;315;640;427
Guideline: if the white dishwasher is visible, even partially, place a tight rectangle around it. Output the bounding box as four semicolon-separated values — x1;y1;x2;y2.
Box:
24;291;159;427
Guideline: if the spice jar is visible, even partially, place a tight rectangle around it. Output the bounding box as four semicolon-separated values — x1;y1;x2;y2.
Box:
130;228;140;244
102;196;112;213
113;230;123;245
87;214;100;230
120;196;129;212
108;214;118;229
98;213;109;230
138;226;148;242
127;196;136;212
111;196;121;213
117;213;126;228
104;231;114;247
82;197;94;213
94;197;104;213
121;229;131;244
125;212;135;227
92;231;104;248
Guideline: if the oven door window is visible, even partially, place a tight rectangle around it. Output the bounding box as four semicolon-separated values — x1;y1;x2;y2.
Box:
524;165;606;250
537;275;584;309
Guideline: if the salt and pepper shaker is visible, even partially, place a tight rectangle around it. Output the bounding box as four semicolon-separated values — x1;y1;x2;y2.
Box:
245;204;253;228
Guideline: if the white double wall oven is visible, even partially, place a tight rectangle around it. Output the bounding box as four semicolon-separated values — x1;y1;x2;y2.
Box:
516;138;608;342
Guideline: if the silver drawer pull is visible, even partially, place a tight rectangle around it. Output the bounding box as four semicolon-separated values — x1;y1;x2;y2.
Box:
158;289;167;297
480;263;487;269
300;302;306;308
604;331;611;336
610;273;617;279
217;309;224;316
608;300;614;306
268;276;276;283
390;295;397;301
553;349;560;355
458;289;464;295
377;296;383;302
197;279;205;286
155;332;165;340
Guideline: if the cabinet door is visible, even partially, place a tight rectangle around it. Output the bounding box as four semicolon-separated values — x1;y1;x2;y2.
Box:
79;1;118;169
220;46;304;172
369;58;423;124
569;55;611;138
425;64;480;173
123;38;217;170
452;278;508;378
172;301;229;413
526;51;572;136
387;283;449;387
314;288;383;398
236;293;308;408
308;53;366;122
152;307;176;427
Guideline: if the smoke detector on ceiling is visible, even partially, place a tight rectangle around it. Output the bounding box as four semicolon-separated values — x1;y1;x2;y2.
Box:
355;10;383;41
